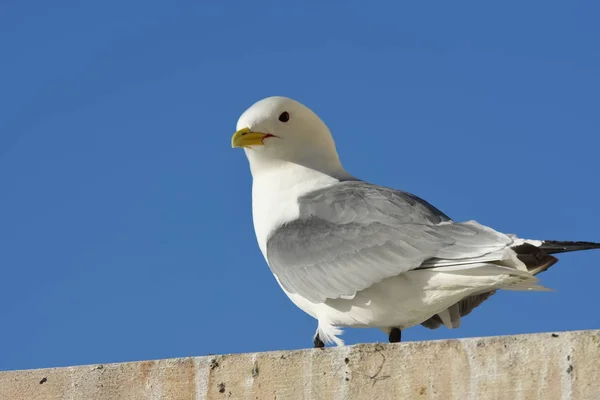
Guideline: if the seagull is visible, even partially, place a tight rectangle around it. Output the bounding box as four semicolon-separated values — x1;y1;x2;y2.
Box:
231;96;600;347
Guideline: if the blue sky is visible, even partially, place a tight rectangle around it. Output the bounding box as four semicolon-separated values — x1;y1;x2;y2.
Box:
1;1;599;371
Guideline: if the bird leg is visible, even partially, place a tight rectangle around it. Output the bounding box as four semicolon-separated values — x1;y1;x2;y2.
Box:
313;333;325;348
389;328;402;343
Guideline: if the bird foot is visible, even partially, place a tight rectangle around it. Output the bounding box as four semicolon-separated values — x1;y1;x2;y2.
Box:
389;328;402;343
314;333;325;348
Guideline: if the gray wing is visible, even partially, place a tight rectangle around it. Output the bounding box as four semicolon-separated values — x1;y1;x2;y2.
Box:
266;181;513;303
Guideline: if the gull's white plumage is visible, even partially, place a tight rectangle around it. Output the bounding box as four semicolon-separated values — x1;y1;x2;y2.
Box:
232;96;600;346
249;159;540;346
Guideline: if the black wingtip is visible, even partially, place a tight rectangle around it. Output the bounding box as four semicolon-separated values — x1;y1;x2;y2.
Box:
539;240;600;255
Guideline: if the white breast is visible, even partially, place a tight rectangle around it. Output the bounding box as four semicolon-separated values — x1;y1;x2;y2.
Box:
251;162;342;258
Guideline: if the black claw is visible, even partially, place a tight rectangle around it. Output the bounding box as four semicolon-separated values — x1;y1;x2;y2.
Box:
389;328;402;343
314;334;325;348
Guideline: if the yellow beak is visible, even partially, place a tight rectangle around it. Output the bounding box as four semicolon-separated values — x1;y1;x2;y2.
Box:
231;127;270;148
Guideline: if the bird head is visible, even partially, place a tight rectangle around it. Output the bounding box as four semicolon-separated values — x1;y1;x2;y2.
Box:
231;96;343;175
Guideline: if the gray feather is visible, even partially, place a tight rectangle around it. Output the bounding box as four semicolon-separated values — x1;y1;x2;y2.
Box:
421;291;497;329
266;181;514;303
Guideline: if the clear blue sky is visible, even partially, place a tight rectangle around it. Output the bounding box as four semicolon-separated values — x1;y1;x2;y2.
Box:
1;1;599;371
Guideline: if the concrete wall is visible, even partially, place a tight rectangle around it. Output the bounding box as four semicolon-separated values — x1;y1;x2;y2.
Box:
1;330;599;400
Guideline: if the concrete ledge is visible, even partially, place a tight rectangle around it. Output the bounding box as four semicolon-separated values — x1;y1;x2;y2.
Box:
1;330;599;400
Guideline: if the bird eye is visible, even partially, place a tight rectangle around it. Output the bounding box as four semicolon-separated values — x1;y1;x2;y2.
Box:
278;111;290;122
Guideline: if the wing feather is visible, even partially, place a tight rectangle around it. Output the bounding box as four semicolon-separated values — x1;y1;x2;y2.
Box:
266;181;513;303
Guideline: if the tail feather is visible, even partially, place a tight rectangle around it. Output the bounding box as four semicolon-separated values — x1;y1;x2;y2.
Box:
421;237;599;331
512;243;559;275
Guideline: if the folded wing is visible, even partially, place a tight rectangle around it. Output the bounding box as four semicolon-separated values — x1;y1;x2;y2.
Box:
266;181;514;303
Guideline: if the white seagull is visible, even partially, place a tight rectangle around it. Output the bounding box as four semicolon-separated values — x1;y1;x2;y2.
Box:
231;96;600;347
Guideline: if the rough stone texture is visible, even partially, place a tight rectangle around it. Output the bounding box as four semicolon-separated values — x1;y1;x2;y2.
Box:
1;330;599;400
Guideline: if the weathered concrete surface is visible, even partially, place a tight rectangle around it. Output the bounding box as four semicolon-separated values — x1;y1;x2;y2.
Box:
1;330;599;400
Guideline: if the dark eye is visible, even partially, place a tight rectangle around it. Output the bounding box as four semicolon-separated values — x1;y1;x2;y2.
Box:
278;111;290;122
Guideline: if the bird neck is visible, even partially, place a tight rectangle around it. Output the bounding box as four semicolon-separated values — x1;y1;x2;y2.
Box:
247;150;352;182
